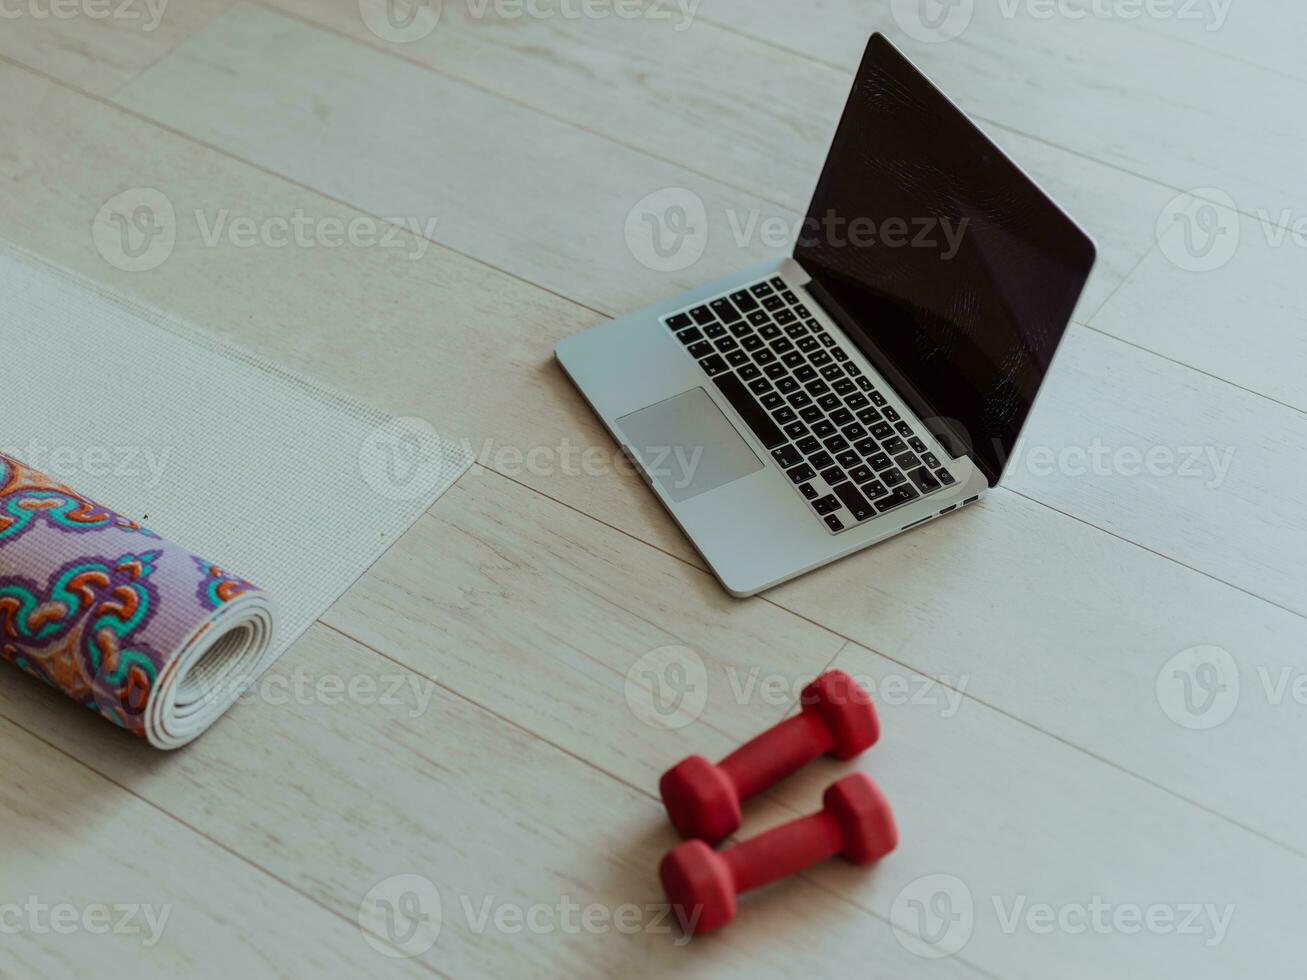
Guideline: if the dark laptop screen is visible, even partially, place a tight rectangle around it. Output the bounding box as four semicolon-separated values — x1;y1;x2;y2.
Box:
794;34;1095;485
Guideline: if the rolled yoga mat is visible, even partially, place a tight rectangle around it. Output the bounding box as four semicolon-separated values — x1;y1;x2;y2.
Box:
0;450;276;749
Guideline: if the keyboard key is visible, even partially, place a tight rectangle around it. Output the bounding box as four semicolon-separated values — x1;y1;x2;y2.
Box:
844;362;861;375
783;421;808;439
772;337;795;354
810;350;832;366
936;468;956;486
862;479;887;499
812;494;840;515
799;405;823;423
691;305;714;325
782;351;806;369
764;363;787;380
773;406;797;424
753;349;777;366
787;463;816;484
830;407;854;426
832;349;848;362
711;297;742;323
794;304;810;317
871;391;887;406
798;335;820;352
807;380;831;397
667;312;692;330
762;295;785;312
853;438;877;456
798;481;819;500
759;324;781;340
882;468;906;487
874;485;919;513
824;514;844;532
730;321;753;338
739;363;761;380
700;354;728;376
785;323;809;339
748;377;773;395
726;350;749;367
846;393;870;411
882;436;907;456
787;391;812;408
895;451;920;470
747;310;770;326
909;437;927;453
760;391;784;410
820;466;845;485
742;335;764;351
831;481;875;522
896;421;913;437
807;319;824;332
819;334;836;348
882;407;900;422
824;435;850;453
731;289;759;312
772;444;803;468
855;405;880;423
921;451;941;469
751;282;773;297
818;394;841;412
857;377;875;393
842;423;868;441
705;322;728;339
781;290;799;304
869;452;893;471
908;466;941;493
794;365;817;382
836;450;860;469
833;378;856;396
688;340;713;358
677;326;704;344
769;277;786;289
713;372;786;449
776;377;799;394
821;364;845;381
796;436;821;455
870;422;894;440
774;309;796;325
809;451;834;470
812;420;836;438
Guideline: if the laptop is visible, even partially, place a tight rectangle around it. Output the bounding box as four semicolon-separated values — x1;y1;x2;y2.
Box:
556;33;1096;596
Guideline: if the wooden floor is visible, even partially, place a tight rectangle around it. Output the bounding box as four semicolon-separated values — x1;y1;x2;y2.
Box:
2;1;1304;976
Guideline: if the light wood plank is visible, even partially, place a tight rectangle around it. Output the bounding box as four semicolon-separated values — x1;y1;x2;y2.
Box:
703;1;1307;217
1009;324;1307;614
0;0;233;95
0;624;980;979
111;2;788;316
0;717;431;979
1092;200;1307;413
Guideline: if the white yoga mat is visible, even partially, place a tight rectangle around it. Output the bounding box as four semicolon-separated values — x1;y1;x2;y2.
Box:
0;240;472;745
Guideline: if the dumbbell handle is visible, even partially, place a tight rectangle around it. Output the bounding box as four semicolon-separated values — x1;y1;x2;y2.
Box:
720;808;844;895
718;710;834;801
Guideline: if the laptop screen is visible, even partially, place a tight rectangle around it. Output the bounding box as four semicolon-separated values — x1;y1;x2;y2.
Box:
794;34;1096;486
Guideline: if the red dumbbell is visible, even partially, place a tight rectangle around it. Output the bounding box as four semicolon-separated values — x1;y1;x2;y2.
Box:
660;773;897;935
659;670;879;843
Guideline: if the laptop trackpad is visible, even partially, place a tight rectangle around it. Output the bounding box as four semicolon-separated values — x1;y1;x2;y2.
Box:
617;388;762;503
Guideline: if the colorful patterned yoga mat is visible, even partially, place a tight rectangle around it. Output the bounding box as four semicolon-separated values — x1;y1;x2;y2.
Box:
0;450;275;749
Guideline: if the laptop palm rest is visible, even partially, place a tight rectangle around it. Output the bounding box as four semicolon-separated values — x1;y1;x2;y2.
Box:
617;388;762;503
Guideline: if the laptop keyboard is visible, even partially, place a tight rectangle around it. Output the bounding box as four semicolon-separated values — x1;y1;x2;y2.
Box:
662;276;956;534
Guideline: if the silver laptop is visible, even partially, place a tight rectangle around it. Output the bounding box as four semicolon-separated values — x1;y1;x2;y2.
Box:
556;34;1096;596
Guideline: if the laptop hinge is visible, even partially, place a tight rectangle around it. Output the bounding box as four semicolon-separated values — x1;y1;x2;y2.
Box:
795;263;1001;488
